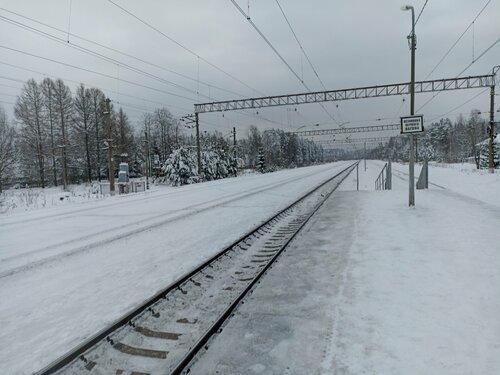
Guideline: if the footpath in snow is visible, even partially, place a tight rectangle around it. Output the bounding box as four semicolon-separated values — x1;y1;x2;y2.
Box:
190;160;500;374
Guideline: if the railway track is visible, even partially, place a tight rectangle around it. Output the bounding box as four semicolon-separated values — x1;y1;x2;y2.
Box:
1;164;347;279
35;162;358;375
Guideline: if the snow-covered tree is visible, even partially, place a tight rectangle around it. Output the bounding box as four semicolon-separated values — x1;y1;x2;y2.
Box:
257;147;265;173
162;147;199;186
478;138;499;169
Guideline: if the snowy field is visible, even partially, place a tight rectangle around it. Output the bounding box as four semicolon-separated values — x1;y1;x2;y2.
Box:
1;160;499;374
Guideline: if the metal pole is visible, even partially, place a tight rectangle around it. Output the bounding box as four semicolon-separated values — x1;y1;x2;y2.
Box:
195;113;202;176
489;84;495;173
408;6;416;206
364;142;366;171
105;98;115;195
356;163;359;191
144;126;150;190
233;126;237;176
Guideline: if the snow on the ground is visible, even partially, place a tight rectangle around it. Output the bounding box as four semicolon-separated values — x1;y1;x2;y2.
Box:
0;162;350;375
190;160;500;374
391;161;500;208
2;159;499;374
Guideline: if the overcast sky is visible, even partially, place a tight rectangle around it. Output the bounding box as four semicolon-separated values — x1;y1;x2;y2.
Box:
0;0;498;142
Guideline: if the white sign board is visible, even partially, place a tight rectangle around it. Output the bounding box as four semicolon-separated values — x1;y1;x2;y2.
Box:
400;115;424;134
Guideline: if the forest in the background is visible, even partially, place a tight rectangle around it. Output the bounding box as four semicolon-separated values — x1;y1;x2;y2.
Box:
0;78;326;190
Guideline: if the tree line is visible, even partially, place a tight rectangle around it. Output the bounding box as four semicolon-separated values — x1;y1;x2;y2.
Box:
354;110;497;168
0;77;325;191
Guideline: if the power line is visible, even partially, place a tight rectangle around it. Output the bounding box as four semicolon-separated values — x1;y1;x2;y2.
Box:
0;21;288;129
274;0;327;90
0;7;247;100
417;35;500;112
425;0;492;79
0;82;22;90
230;0;337;124
272;0;339;124
455;36;500;77
106;0;264;96
0;75;26;84
0;14;215;101
414;0;429;27
2;65;287;132
428;88;490;122
0;61;198;114
0;44;198;102
230;0;308;90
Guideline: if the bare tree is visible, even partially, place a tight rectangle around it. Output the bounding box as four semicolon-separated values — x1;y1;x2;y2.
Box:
15;79;46;188
41;78;59;186
74;84;93;183
152;108;177;162
0;107;17;192
52;79;73;189
89;88;106;181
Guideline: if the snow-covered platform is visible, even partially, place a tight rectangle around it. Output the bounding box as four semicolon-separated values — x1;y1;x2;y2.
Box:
189;161;500;374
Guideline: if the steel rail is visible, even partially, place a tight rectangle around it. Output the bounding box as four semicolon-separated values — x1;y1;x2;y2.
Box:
171;162;358;374
35;161;358;375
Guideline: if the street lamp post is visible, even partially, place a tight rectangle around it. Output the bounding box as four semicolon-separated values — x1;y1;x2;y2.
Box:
402;4;416;206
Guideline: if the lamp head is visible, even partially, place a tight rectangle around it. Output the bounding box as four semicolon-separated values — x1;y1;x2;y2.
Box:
401;5;413;11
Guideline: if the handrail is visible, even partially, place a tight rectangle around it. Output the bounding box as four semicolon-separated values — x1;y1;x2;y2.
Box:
375;163;388;190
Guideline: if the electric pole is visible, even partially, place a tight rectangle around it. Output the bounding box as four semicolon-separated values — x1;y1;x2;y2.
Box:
104;98;115;194
144;125;150;190
195;113;202;176
488;82;496;173
402;4;416;206
364;141;366;171
233;126;237;176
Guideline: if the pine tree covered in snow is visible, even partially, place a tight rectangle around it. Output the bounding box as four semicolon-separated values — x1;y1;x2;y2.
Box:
478;138;499;169
257;147;266;173
162;147;199;186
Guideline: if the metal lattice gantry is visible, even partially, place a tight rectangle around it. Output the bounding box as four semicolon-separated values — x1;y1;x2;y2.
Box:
194;74;495;113
292;123;400;136
316;136;395;147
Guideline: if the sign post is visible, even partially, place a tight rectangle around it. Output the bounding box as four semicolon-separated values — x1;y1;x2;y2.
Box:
400;115;424;134
401;115;424;206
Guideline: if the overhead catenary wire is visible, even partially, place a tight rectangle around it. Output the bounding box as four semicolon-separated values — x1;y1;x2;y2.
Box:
0;13;290;129
414;0;429;27
272;0;339;124
104;1;294;127
0;15;216;101
274;0;327;91
0;7;248;100
230;0;337;124
416;35;500;112
230;0;308;90
106;0;264;96
428;88;490;122
0;61;287;130
425;0;492;79
0;44;199;102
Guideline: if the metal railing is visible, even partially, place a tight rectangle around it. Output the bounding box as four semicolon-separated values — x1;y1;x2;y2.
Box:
375;161;392;190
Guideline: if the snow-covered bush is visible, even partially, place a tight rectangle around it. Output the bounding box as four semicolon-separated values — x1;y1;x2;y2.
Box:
162;147;199;186
202;147;236;181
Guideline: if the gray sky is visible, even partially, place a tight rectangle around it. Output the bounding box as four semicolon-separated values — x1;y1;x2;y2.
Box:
0;0;499;140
